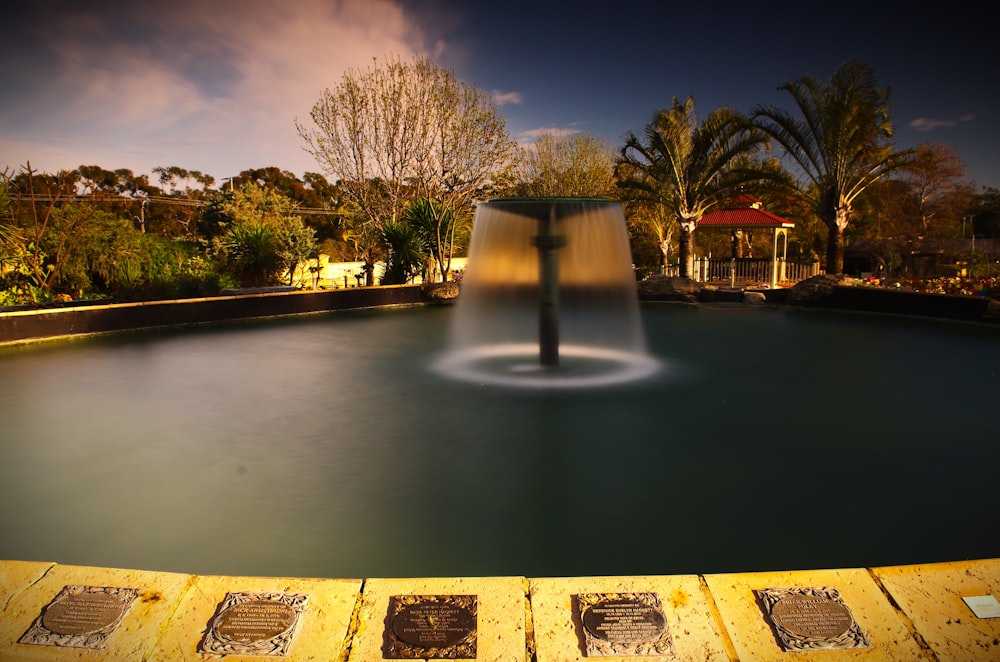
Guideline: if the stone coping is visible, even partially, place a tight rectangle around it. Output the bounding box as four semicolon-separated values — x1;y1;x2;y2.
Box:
2;558;998;660
0;285;434;346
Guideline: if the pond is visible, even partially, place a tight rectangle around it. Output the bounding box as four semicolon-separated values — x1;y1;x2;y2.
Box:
0;303;997;579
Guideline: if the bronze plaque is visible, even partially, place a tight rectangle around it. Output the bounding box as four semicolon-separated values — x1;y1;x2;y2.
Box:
755;587;868;651
200;591;308;656
384;594;477;659
577;592;671;657
19;585;139;649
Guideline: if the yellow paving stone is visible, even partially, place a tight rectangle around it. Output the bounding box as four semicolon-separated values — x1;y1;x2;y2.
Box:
704;567;931;661
0;561;54;615
347;577;527;662
149;574;361;661
872;558;1000;661
528;575;733;661
0;563;192;661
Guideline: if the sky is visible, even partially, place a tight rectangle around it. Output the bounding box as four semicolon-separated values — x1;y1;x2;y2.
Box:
3;0;998;190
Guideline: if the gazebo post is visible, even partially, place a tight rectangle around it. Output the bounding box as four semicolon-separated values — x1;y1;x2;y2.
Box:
771;228;779;288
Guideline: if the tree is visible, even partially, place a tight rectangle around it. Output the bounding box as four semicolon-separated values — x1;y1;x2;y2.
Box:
0;164;97;299
515;132;618;198
380;219;427;285
619;195;677;276
298;54;515;282
972;187;1000;239
220;222;284;288
617;97;773;278
274;215;317;286
753;61;912;274
399;197;457;283
152;166;216;194
211;183;316;287
897;144;975;239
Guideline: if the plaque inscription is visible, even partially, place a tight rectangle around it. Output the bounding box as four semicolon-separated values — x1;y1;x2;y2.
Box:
577;592;671;657
383;594;477;659
755;586;868;651
19;585;139;650
200;591;308;657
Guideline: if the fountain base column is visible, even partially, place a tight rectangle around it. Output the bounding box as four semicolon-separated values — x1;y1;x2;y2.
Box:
532;206;566;368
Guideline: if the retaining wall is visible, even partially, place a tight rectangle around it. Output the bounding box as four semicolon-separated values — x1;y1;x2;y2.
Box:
0;286;429;345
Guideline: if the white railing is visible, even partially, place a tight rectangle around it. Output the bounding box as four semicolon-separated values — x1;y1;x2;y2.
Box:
664;258;820;287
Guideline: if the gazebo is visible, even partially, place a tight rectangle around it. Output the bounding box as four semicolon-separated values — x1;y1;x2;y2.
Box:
696;197;798;288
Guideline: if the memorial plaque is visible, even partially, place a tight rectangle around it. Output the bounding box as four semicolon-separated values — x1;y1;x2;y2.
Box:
383;594;477;659
755;586;868;651
19;585;139;649
200;591;308;657
577;592;671;657
963;595;1000;618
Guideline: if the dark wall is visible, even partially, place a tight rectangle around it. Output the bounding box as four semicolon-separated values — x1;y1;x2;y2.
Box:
0;286;429;344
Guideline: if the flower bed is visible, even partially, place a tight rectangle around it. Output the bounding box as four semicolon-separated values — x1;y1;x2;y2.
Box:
861;276;1000;300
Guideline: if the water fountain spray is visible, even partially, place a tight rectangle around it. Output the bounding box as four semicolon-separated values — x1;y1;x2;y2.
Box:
437;197;659;387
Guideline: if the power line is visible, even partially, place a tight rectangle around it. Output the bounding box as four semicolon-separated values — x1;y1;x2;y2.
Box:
6;193;342;216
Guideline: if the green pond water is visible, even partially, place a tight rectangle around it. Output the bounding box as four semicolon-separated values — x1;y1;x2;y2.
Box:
0;303;997;578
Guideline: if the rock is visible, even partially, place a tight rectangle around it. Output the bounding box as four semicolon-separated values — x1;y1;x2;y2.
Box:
422;281;460;303
743;291;767;305
637;276;701;302
984;299;1000;321
786;274;860;304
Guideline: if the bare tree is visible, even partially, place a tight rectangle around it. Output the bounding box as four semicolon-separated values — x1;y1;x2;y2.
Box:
900;144;976;237
298;54;515;282
515;132;618;198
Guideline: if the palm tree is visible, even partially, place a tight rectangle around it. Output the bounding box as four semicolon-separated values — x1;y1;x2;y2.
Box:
752;60;911;274
617;97;773;278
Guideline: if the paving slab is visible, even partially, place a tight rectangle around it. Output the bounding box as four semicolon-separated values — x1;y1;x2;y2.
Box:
704;567;930;660
347;576;527;662
0;563;192;661
872;558;1000;661
149;574;361;661
0;561;54;615
529;574;733;661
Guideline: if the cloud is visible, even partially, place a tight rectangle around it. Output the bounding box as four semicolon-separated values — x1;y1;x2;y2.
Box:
909;114;975;132
492;90;524;105
1;0;433;179
518;127;580;143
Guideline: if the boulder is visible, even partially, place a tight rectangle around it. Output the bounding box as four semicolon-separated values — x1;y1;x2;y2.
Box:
422;281;460;303
637;276;701;302
743;291;767;305
786;274;860;304
984;299;1000;321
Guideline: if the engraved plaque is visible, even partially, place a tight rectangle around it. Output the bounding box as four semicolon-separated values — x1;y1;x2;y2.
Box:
755;587;868;651
963;595;1000;618
19;585;139;650
384;594;477;659
577;592;671;657
200;591;308;657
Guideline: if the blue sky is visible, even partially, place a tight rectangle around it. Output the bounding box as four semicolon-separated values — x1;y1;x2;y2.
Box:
3;0;997;189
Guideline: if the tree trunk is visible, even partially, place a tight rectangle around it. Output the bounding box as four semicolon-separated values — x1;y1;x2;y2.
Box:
678;222;695;279
825;225;845;275
731;229;744;259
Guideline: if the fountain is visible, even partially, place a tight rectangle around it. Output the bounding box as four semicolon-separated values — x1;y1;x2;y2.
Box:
434;198;660;388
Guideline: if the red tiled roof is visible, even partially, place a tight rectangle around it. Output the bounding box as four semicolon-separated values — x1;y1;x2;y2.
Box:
698;206;794;229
